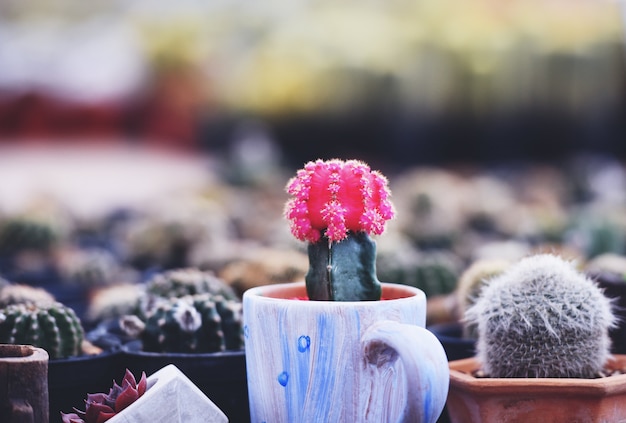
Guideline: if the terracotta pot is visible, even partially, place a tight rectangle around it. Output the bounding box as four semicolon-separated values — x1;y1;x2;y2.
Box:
447;355;626;423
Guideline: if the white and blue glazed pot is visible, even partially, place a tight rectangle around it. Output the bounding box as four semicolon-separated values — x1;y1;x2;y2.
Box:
243;282;449;423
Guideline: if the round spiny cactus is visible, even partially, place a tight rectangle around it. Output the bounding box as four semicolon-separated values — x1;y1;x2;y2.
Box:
145;268;237;300
0;301;84;359
466;254;615;378
121;293;243;353
0;216;60;255
0;283;56;308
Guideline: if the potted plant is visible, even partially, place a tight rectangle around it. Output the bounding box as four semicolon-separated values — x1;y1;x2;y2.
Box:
115;268;248;423
243;159;449;423
446;253;626;423
0;286;124;423
60;365;228;423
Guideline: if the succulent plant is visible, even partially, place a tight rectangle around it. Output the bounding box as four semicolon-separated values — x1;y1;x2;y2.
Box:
61;368;148;423
466;254;615;378
284;159;395;301
57;247;122;288
0;283;56;308
455;258;511;339
145;267;238;300
0;301;84;359
121;293;244;353
0;215;60;255
377;248;463;298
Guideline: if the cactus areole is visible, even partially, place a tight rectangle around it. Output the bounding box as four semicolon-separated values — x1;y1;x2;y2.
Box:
284;159;395;301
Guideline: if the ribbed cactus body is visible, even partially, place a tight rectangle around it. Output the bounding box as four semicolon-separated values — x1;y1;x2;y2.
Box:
0;302;84;359
0;217;59;254
466;254;615;378
140;293;243;353
145;268;237;300
306;232;381;301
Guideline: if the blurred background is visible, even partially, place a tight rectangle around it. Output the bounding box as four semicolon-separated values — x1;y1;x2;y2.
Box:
1;0;625;166
1;0;626;326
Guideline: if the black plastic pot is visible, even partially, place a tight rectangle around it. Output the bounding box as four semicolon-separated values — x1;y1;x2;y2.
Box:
48;350;125;423
121;343;249;423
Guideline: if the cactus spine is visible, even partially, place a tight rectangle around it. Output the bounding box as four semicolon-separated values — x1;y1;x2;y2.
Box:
466;254;615;378
135;293;243;353
0;302;84;359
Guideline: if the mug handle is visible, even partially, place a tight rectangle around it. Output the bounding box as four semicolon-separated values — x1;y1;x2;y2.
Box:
361;320;449;423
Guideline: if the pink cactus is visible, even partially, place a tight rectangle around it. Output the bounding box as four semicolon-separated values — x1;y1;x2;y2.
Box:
284;159;395;243
61;369;148;423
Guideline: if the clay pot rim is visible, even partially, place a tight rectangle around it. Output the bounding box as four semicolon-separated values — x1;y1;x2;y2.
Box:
449;356;626;396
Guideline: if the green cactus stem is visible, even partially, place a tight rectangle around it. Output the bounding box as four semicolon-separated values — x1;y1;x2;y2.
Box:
0;302;84;359
306;232;381;301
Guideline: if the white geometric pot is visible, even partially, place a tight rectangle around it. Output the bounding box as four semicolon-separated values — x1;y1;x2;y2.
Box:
108;364;227;423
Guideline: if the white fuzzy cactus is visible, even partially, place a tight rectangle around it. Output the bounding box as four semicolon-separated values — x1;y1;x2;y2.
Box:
466;253;615;378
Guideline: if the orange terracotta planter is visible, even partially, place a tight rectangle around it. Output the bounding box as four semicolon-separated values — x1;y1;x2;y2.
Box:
447;355;626;423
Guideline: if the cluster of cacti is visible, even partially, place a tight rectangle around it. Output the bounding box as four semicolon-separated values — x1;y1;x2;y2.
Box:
455;258;511;339
465;254;615;378
121;293;244;353
377;249;463;298
284;159;395;301
0;216;60;255
145;267;237;300
0;301;84;359
0;283;56;308
61;368;147;423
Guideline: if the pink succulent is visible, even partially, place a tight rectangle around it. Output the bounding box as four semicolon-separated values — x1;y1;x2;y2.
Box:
284;159;395;243
61;369;148;423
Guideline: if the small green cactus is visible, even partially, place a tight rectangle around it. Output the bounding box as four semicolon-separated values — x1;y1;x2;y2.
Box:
0;216;60;255
145;268;237;300
377;249;463;298
0;283;56;308
0;302;84;359
121;293;243;353
466;254;615;378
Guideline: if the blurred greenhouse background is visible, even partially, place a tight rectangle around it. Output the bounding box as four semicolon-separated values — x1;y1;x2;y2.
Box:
0;0;625;166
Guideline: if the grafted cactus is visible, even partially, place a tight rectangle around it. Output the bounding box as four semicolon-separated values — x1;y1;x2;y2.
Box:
145;268;237;300
0;301;84;359
121;293;243;353
284;159;395;301
466;254;615;378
